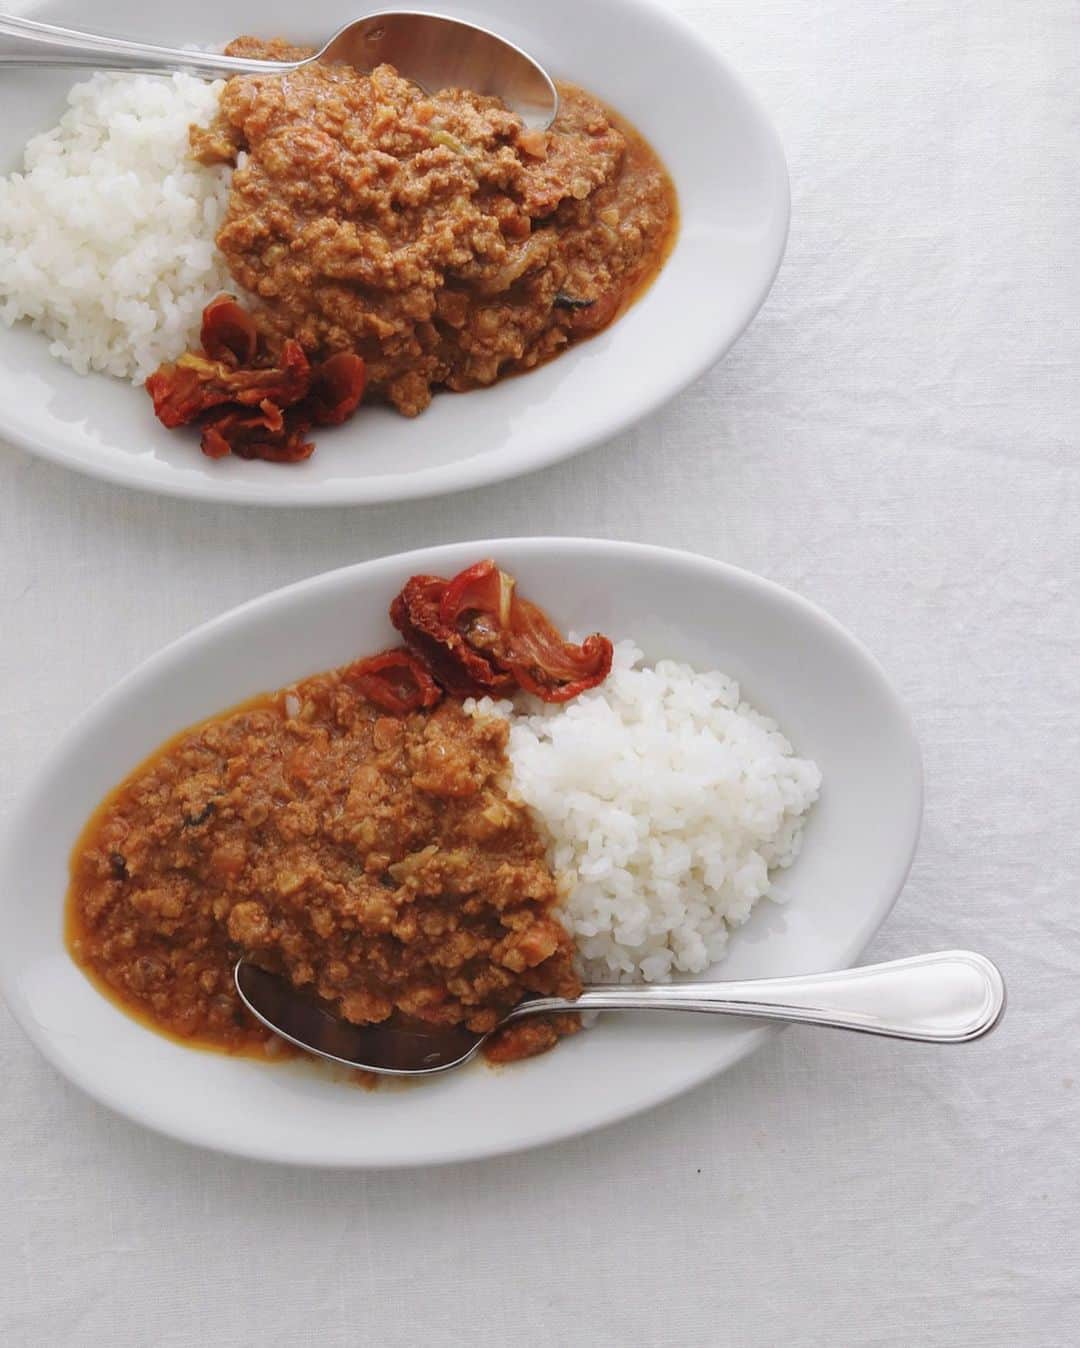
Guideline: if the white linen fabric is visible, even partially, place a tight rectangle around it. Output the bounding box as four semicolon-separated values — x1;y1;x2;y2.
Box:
0;2;1077;1344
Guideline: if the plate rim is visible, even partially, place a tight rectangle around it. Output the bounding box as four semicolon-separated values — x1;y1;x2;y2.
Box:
0;539;923;1166
0;0;790;506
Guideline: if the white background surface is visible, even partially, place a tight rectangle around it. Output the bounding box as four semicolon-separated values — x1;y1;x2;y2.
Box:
1;0;1077;1343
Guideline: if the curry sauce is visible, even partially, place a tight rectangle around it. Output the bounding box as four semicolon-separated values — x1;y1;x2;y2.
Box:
192;40;677;417
67;664;582;1066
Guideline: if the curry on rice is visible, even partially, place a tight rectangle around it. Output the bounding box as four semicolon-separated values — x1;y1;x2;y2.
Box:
146;37;677;460
67;562;612;1068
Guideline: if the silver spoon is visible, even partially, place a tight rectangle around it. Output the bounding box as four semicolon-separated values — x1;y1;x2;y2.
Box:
235;950;1006;1077
0;10;559;129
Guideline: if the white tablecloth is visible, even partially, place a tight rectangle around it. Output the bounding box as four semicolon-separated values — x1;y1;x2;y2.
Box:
2;2;1078;1344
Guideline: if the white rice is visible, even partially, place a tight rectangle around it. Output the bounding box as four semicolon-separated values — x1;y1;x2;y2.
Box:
0;72;233;382
470;640;822;983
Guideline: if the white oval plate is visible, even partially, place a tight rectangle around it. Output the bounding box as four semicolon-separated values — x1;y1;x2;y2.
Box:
0;0;788;505
0;540;921;1166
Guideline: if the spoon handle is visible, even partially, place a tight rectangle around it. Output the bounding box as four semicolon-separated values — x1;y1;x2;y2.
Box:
517;952;1005;1043
0;14;295;77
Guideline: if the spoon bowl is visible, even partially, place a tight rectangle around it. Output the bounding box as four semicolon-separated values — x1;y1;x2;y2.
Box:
235;951;1006;1077
318;12;558;128
0;10;559;128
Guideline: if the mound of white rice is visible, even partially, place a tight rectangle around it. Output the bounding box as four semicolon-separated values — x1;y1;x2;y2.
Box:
0;72;233;382
471;641;822;983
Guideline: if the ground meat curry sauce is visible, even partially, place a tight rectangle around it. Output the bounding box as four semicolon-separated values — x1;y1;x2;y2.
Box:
190;38;677;419
67;665;582;1068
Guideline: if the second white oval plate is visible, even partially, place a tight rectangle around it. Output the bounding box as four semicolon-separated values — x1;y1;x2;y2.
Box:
0;540;922;1166
0;0;788;505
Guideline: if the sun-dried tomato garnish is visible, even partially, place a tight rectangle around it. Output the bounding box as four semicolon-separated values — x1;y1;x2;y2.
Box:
145;357;232;429
440;560;515;638
389;560;613;704
307;352;367;426
200;403;315;463
145;296;366;464
503;596;613;702
200;294;258;366
146;341;310;426
389;573;517;698
345;649;444;715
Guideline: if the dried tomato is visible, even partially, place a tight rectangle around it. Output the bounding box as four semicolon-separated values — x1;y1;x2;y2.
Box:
200;295;258;366
307;352;367;426
345;649;443;715
390;573;516;698
505;596;613;702
390;560;612;703
146;342;311;428
145;297;366;464
201;403;315;463
145;358;231;428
